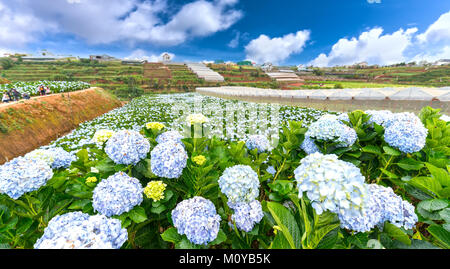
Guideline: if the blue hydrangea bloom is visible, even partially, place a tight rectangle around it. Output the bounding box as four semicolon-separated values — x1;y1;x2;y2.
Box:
218;165;260;204
339;184;418;232
266;166;276;176
25;147;76;169
150;141;188;179
306;114;357;147
300;136;320;155
228;200;264;232
156;131;184;144
365;110;394;126
337;113;350;123
105;130;150;165
47;147;77;169
34;212;128;249
383;112;422;129
0;157;53;199
384;120;428;153
92;172;143;217
171;196;221;245
294;153;368;217
245;134;271;153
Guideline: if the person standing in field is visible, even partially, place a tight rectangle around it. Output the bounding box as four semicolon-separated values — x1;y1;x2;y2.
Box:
2;91;10;103
39;85;46;96
45;86;51;95
12;88;21;101
7;89;13;100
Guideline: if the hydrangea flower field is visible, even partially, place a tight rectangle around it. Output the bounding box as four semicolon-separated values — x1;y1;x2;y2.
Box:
0;81;90;97
0;92;449;249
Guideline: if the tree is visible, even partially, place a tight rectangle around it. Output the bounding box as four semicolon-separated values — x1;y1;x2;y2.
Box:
0;58;14;70
313;68;324;76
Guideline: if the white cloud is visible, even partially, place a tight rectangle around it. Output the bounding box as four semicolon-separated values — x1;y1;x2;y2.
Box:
228;31;240;48
309;27;417;67
310;10;450;66
409;46;450;63
124;49;175;62
0;2;56;50
0;0;242;47
245;30;310;64
417;11;450;44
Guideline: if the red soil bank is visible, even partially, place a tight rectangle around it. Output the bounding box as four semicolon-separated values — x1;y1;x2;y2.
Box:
0;87;122;164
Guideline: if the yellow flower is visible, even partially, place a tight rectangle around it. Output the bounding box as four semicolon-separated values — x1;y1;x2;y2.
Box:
144;181;167;201
192;155;206;166
186;114;209;125
145;122;165;131
412;231;422;240
273;225;282;235
86;177;97;183
92;129;115;144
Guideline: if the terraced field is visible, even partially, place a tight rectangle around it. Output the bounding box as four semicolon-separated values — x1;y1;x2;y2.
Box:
1;61;142;92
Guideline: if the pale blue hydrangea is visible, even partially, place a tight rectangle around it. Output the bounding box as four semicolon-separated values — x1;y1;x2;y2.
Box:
245;135;271;153
0;157;53;199
337;113;350;123
150;141;188;179
383;112;422;129
228;200;264;232
300;136;320;155
46;147;77;169
266;166;276;176
379;112;428;153
218;165;260;204
156;131;184;144
306;114;357;147
92;172;143;217
24;149;55;166
25;147;76;169
105;130;150;165
171;196;221;245
34;212;128;249
365;110;394;126
384;120;428;153
294;153;368;217
339;184;418;232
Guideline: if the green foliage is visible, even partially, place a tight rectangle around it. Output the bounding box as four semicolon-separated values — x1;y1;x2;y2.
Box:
0;58;14;70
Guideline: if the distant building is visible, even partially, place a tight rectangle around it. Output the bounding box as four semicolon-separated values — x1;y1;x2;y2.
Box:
261;62;273;71
297;64;308;71
89;54;117;62
161;53;172;63
353;61;368;68
122;60;147;65
414;60;427;67
22;57;57;62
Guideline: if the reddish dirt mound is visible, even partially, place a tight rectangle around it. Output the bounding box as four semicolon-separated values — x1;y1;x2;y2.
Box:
0;87;122;164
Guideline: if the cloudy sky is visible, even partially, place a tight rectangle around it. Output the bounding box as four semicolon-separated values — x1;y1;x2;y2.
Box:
0;0;449;66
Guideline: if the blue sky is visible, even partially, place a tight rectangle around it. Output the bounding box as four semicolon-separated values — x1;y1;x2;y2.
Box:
0;0;449;66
